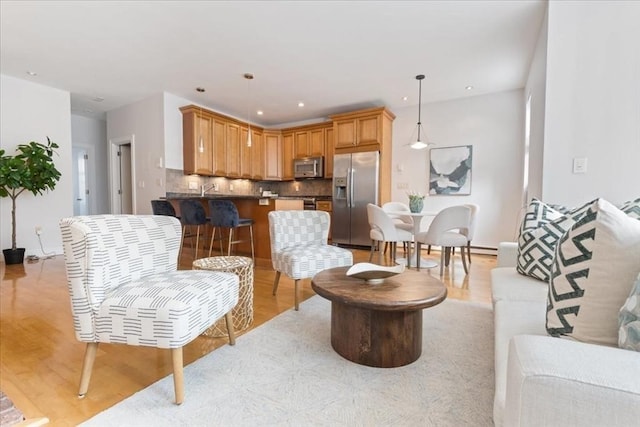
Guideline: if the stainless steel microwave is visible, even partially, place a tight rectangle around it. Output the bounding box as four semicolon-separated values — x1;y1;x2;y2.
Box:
294;156;324;178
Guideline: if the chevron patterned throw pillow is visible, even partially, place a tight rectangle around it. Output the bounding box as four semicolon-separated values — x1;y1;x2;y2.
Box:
619;274;640;351
620;197;640;220
517;200;593;282
546;199;640;346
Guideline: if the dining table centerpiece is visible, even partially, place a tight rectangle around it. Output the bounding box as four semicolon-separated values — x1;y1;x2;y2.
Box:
407;192;426;213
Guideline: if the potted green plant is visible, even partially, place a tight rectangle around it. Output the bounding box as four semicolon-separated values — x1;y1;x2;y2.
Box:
0;137;61;264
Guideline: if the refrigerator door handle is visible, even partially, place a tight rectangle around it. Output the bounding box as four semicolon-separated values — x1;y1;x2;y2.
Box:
349;167;355;208
345;167;351;208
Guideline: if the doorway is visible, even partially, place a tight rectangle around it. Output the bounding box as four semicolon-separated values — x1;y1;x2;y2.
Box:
109;136;135;214
72;146;90;215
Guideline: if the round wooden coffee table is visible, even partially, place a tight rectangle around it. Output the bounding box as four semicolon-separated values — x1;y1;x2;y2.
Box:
311;266;447;368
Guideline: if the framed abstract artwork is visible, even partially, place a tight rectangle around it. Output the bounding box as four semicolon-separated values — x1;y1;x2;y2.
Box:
429;145;473;195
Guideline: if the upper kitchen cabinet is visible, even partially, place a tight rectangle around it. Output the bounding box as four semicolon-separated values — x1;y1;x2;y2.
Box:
181;106;213;175
288;123;330;159
226;122;241;178
324;126;334;178
281;132;295;181
330;107;396;153
264;130;282;181
245;128;264;180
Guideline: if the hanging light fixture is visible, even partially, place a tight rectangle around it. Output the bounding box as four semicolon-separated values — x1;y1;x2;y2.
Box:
244;73;254;147
409;74;431;150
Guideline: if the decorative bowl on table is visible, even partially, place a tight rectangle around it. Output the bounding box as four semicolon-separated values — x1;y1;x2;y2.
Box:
346;262;405;285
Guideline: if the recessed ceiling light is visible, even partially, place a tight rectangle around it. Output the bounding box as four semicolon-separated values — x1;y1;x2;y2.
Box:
257;110;264;116
196;87;205;93
465;86;474;90
92;97;104;102
26;71;37;76
402;96;408;101
298;102;305;108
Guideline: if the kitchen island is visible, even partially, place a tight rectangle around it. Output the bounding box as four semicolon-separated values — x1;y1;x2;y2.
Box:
165;195;318;267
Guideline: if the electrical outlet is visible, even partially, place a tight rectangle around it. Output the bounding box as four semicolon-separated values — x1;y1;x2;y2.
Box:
397;182;409;190
229;184;234;192
188;181;198;190
35;225;42;235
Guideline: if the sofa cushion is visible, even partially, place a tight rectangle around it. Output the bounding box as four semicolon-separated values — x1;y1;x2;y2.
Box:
620;197;640;220
619;273;640;351
516;200;593;283
546;198;640;346
493;300;547;427
491;267;548;304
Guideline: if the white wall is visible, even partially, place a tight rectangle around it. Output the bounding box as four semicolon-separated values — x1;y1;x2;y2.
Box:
0;74;73;257
524;10;548;204
391;90;525;248
542;1;640;206
163;93;192;170
106;93;165;214
71;114;109;214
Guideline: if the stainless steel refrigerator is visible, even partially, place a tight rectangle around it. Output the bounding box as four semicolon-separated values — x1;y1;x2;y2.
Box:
332;151;379;247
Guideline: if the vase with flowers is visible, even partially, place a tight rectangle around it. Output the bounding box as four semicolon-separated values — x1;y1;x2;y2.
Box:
407;192;426;213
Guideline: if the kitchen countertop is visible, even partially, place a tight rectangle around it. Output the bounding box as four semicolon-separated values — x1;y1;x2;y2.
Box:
165;193;331;200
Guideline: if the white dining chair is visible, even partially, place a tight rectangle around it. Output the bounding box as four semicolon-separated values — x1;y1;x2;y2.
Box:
367;204;414;266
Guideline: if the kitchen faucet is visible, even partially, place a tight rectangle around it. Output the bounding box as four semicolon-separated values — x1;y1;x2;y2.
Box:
200;183;216;196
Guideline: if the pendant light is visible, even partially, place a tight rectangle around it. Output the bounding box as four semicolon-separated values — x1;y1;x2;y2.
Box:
410;74;431;150
244;73;254;148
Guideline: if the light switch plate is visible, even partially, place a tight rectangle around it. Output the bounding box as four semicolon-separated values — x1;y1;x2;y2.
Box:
573;157;587;174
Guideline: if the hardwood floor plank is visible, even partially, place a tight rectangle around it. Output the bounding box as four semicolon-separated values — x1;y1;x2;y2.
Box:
0;248;495;426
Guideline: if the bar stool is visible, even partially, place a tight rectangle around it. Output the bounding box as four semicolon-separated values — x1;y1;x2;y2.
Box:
179;199;208;260
151;199;179;218
208;199;255;264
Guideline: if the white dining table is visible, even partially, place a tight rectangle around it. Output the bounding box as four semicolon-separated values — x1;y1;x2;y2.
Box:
387;210;438;269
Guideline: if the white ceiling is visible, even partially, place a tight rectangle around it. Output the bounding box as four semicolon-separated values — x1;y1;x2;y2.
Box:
0;0;546;126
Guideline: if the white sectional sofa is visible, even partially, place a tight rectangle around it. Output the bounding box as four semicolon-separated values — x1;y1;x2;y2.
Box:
491;242;640;427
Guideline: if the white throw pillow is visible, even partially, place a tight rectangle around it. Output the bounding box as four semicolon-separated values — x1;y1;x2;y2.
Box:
546;198;640;346
619;273;640;351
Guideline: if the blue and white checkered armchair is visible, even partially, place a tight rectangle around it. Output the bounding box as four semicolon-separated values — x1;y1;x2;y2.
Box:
59;215;239;405
268;210;353;310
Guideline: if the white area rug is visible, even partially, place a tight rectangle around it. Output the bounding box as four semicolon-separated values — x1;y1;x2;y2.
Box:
81;296;495;426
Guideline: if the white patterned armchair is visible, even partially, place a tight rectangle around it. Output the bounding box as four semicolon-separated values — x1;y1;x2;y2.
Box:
59;215;239;404
268;210;353;310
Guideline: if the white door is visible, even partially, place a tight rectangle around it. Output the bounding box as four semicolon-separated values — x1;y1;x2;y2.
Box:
109;138;135;214
72;147;90;215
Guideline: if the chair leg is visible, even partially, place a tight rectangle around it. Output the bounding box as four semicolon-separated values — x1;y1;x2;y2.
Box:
208;227;221;257
427;245;431;255
445;247;451;266
294;279;300;311
383;242;389;254
369;240;375;262
194;225;201;259
78;342;98;398
227;228;233;256
179;226;186;262
467;241;472;264
460;246;469;274
225;311;236;345
272;271;281;295
416;242;422;270
439;249;445;276
171;347;184;405
249;225;255;265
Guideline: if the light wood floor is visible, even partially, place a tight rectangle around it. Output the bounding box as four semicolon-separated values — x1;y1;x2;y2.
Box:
0;247;495;426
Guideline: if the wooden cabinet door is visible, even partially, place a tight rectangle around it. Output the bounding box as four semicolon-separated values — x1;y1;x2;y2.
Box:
226;122;241;178
309;128;325;157
324;127;334;178
357;115;381;146
182;111;213;175
282;132;295;180
264;131;281;180
334;119;356;148
294;131;309;159
240;127;253;179
212;119;226;176
251;130;264;180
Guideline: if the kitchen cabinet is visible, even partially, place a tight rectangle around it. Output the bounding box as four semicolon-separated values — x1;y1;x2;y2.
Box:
226;122;241;178
291;124;327;159
324;127;334;178
282;132;295;180
293;131;308;159
250;129;264;180
331;107;395;152
212;119;227;176
181;107;213;175
264;131;282;181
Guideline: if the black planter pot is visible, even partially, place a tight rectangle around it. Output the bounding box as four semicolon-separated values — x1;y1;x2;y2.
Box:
3;248;26;265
